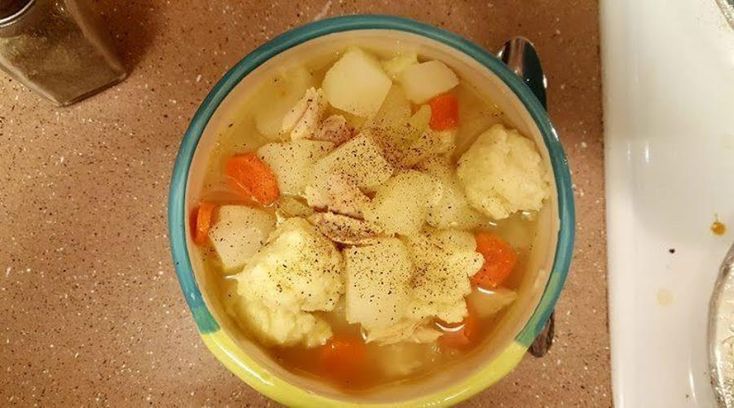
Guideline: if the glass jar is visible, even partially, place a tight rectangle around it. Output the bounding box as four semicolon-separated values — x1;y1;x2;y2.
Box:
0;0;127;106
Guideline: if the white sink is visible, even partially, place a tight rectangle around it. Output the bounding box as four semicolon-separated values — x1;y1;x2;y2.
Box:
600;0;734;406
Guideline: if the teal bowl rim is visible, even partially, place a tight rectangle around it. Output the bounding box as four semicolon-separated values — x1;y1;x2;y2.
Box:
168;11;575;386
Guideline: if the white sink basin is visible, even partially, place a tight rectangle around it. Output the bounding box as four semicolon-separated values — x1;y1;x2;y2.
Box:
600;0;734;406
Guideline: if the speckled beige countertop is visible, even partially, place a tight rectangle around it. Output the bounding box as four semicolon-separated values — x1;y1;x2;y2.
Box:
0;1;608;406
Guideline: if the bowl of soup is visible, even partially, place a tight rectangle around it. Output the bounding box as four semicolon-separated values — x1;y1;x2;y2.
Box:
168;15;574;407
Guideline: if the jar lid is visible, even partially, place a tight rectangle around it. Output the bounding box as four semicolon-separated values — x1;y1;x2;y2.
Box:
0;0;34;24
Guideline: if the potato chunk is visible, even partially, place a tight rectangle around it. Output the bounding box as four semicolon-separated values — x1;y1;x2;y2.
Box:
363;170;441;236
323;48;393;117
305;132;395;207
208;205;276;272
314;132;394;190
404;230;484;323
344;231;483;345
345;238;413;331
257;139;334;196
399;60;459;104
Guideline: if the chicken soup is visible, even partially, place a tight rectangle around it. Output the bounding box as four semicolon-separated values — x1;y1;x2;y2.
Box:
190;47;551;390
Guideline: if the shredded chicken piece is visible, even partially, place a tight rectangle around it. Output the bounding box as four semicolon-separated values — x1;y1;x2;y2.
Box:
364;319;441;345
324;174;371;218
308;212;381;245
307;173;372;218
281;87;327;140
313;114;354;145
359;127;408;170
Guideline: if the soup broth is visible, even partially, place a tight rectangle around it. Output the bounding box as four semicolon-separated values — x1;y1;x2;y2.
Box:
192;46;550;391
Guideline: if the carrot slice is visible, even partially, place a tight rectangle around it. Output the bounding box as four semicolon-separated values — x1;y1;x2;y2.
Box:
472;233;517;290
428;93;459;131
225;153;279;205
438;305;479;349
319;336;367;380
190;201;216;246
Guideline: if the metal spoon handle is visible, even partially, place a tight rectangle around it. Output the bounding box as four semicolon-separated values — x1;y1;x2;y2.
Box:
498;37;548;109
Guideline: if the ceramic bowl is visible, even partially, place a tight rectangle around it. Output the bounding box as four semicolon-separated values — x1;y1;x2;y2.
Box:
168;15;574;407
